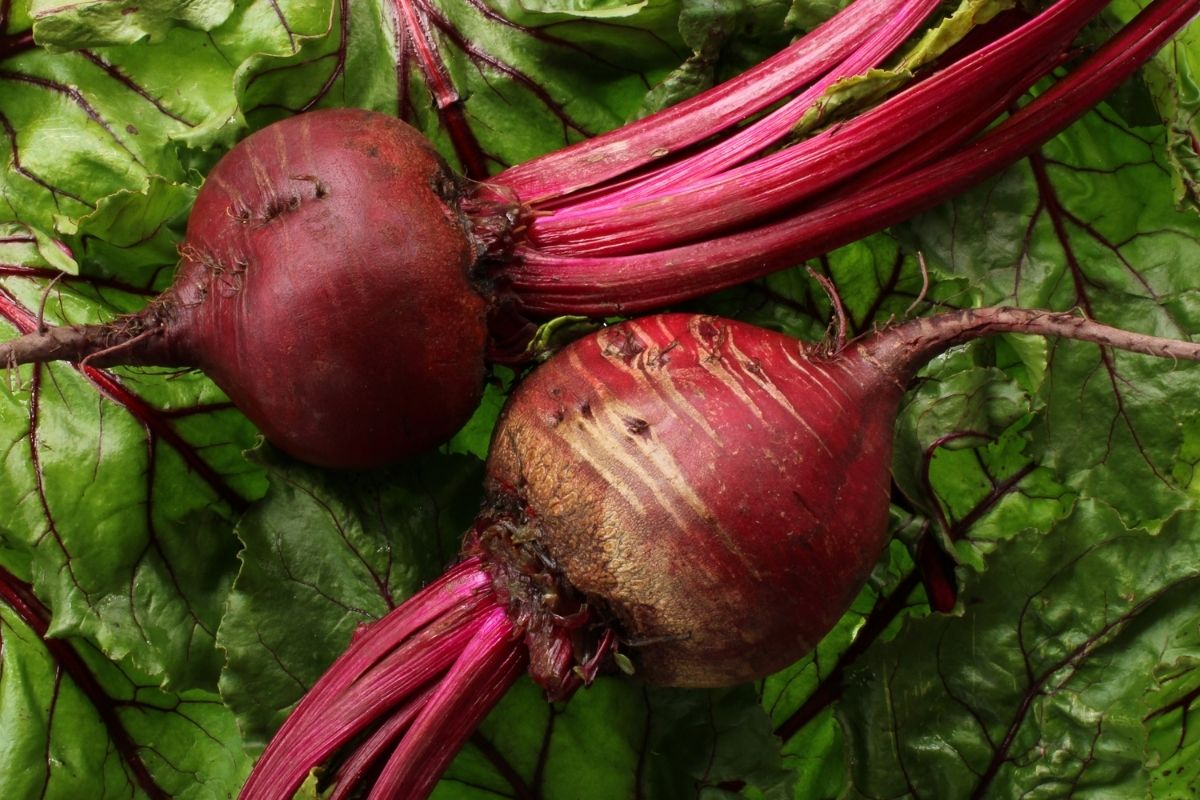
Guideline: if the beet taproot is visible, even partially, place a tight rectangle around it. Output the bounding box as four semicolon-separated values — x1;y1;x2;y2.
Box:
241;306;1200;799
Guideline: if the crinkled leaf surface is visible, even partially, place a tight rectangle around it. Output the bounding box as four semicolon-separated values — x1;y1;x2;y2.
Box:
908;88;1200;524
838;504;1200;799
0;567;249;799
1142;598;1200;798
441;679;790;799
218;446;483;750
30;0;237;50
0;234;264;688
226;0;694;176
1110;0;1200;209
2;0;1200;798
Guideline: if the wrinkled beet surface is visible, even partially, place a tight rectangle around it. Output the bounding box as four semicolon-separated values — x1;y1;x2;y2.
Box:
485;314;905;686
164;109;488;467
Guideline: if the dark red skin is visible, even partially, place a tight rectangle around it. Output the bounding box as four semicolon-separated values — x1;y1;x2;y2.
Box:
160;109;488;467
484;314;908;687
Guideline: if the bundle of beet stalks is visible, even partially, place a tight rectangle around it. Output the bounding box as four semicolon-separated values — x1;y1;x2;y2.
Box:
3;0;1194;472
223;0;1200;797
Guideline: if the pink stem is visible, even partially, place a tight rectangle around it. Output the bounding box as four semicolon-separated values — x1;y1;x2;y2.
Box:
368;606;527;800
525;0;1105;256
239;559;496;800
504;0;1197;314
543;0;942;217
288;558;488;714
309;602;486;739
492;0;901;202
328;687;434;800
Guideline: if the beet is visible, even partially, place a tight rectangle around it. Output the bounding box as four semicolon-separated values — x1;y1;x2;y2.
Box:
5;109;492;467
484;314;902;686
171;109;490;467
1;0;1189;467
241;307;1200;799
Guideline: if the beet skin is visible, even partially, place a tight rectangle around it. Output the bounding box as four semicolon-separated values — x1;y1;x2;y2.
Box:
484;314;905;686
166;109;491;467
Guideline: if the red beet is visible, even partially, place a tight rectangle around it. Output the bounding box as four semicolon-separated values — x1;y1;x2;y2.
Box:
241;307;1200;799
171;110;490;467
0;0;1191;467
5;109;492;468
485;314;902;686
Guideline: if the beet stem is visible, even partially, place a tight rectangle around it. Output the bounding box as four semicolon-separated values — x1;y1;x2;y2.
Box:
527;0;1086;256
239;559;495;799
859;306;1200;384
0;567;168;800
506;0;1197;313
537;0;942;223
327;686;434;800
493;0;903;202
368;606;526;799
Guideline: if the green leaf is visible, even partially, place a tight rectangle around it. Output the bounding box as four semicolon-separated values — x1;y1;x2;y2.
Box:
440;678;790;799
636;0;793;116
837;503;1200;798
0;242;265;689
0;575;250;799
57;177;196;275
0;3;331;254
31;0;236;50
1108;0;1200;210
444;367;514;460
910;75;1200;525
217;446;484;750
1143;596;1200;798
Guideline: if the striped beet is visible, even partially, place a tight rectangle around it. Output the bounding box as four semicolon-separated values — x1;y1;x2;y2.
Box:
484;314;902;687
241;307;1200;799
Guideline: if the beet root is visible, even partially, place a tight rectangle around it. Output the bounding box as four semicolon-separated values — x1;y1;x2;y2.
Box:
1;109;494;468
483;314;904;686
172;109;498;467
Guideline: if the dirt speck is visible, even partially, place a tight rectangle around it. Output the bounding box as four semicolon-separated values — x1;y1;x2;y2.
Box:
623;417;650;437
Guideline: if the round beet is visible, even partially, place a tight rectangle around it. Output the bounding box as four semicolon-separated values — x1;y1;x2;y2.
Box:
483;314;901;686
4;109;492;467
169;109;490;467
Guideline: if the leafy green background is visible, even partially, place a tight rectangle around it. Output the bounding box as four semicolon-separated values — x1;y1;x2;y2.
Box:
1;0;1199;797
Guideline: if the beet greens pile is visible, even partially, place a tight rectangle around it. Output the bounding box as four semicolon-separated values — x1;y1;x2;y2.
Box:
1;0;1200;797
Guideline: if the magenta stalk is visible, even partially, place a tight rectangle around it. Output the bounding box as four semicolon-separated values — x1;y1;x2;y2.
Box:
506;0;1199;314
523;0;1102;256
494;0;904;201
